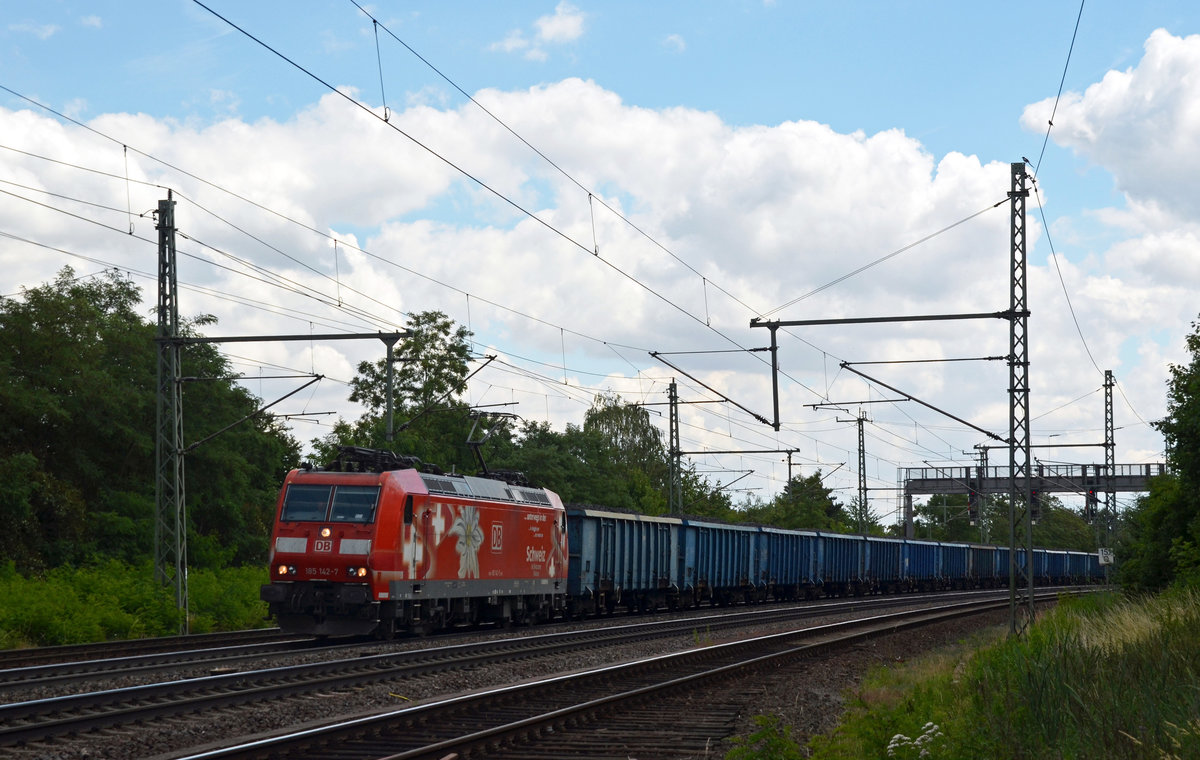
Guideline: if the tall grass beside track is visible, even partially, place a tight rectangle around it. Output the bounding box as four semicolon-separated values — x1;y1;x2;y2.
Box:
777;591;1200;760
0;561;271;647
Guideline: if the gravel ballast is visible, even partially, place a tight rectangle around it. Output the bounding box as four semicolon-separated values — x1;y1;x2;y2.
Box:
12;604;1014;760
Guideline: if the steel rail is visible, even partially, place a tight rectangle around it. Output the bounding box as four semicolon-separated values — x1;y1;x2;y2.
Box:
177;594;1050;760
0;628;289;670
0;590;1022;749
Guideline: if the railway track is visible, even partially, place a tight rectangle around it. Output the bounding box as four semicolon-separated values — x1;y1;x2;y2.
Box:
0;590;1022;752
174;594;1029;759
0;587;994;695
0;635;322;694
0;627;292;670
0;587;1086;757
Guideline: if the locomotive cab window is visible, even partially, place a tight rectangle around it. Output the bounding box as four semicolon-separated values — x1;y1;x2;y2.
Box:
329;486;381;523
281;484;332;522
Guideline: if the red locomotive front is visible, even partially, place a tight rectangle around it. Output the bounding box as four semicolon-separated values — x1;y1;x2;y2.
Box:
261;448;568;637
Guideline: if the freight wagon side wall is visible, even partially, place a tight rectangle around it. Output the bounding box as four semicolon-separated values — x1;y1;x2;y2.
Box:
866;537;902;584
903;540;940;582
818;533;864;585
941;543;969;581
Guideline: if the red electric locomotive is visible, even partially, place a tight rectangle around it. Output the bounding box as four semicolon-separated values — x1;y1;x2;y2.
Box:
260;447;568;637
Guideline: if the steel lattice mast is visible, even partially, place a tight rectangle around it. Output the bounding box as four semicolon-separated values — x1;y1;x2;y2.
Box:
668;380;681;514
155;192;189;633
1104;370;1116;527
856;412;868;532
1007;162;1034;634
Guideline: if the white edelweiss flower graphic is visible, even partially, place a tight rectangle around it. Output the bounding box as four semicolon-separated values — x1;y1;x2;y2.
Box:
449;505;484;579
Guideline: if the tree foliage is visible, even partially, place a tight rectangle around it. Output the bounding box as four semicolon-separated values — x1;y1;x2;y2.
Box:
0;268;299;573
348;310;472;412
903;493;1096;550
316;310;485;474
1120;317;1200;589
741;472;850;531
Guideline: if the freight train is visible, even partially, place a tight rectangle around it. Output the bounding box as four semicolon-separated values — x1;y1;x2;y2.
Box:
260;446;1104;637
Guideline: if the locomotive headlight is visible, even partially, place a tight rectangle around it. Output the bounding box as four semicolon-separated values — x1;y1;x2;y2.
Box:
348;566;368;578
276;564;287;576
356;566;368;578
319;527;332;538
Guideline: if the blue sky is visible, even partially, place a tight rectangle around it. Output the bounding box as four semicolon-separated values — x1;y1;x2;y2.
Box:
3;1;1179;249
3;1;1199;519
7;3;1186;161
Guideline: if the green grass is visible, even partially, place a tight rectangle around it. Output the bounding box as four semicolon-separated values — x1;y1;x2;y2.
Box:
737;590;1200;760
0;560;271;647
960;590;1200;758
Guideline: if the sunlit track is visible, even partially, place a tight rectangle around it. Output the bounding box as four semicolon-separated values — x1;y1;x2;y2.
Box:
0;587;1055;753
174;593;1074;760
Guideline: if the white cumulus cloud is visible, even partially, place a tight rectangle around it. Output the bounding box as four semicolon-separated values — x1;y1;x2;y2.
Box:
535;2;585;43
490;2;585;61
1023;29;1200;225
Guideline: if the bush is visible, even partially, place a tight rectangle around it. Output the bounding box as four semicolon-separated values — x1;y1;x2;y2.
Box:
187;565;270;633
0;560;271;647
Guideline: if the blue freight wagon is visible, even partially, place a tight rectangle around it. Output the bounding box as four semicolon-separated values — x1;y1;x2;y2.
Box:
566;506;682;615
1066;550;1089;581
1030;548;1049;583
818;532;866;596
1044;549;1069;583
940;542;970;589
680;518;762;605
865;536;903;593
968;544;1002;588
903;539;942;590
761;526;821;600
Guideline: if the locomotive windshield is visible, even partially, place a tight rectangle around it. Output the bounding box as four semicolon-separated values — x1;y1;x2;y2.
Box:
328;486;380;522
281;484;380;523
281;484;332;521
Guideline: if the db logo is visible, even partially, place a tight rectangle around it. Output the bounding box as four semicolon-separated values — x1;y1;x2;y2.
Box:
314;539;334;553
491;523;503;552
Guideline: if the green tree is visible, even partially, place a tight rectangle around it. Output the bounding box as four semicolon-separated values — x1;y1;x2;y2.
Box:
906;493;1094;549
1120;317;1200;590
0;267;300;572
677;463;735;519
0;269;155;569
494;420;590;498
322;324;739;516
1032;500;1098;552
742;472;848;531
348;310;472;412
579;394;669;512
315;310;481;474
913;494;977;541
180;341;301;566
